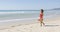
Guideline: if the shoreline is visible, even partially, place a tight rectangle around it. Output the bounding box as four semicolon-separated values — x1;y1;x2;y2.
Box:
0;16;60;32
0;15;60;26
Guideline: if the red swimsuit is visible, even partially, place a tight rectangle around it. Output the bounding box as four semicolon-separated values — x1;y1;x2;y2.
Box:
40;13;43;19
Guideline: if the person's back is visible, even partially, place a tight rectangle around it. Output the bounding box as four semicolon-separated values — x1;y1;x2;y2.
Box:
40;11;43;20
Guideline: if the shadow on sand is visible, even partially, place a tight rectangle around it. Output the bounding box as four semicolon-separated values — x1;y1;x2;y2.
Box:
45;25;60;27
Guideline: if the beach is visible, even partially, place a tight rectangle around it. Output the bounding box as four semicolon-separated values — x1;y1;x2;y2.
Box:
0;0;60;32
0;15;60;32
0;10;60;32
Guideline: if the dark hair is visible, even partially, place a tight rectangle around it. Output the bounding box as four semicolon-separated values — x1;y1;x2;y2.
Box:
41;9;44;13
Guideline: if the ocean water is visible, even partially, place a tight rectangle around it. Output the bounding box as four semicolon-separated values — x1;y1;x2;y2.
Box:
0;10;60;22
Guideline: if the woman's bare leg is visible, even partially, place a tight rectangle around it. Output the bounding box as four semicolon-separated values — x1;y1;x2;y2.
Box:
40;19;45;26
42;22;45;26
40;20;42;26
41;22;42;26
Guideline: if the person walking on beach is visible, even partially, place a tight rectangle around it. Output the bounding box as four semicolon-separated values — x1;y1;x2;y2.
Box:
38;9;45;26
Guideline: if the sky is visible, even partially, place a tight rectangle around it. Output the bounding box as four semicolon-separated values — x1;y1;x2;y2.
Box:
0;0;60;10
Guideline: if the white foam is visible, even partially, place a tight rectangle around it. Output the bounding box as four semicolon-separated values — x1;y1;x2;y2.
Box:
0;12;25;14
0;11;39;15
0;18;38;22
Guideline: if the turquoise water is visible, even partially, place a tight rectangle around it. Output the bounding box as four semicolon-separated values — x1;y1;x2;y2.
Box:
0;10;39;20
